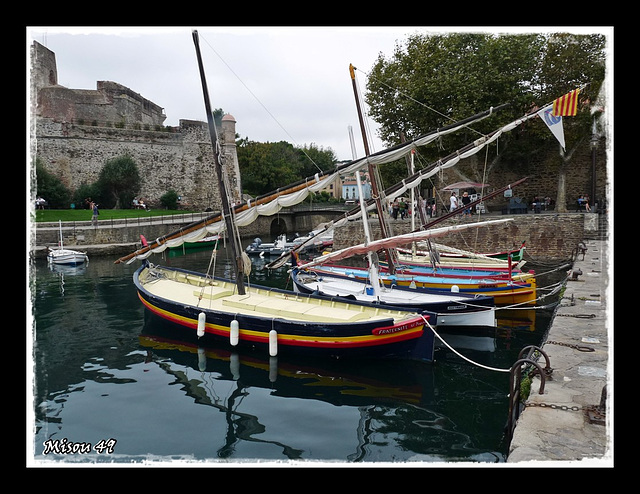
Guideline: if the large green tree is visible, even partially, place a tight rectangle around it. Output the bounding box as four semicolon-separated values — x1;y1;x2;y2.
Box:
97;155;142;209
34;158;71;208
364;31;607;209
237;140;337;197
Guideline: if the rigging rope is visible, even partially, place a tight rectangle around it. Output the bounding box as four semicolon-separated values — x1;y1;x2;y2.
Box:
357;65;488;140
199;32;324;173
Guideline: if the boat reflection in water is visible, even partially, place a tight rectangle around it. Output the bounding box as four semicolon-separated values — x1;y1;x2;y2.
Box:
139;311;517;463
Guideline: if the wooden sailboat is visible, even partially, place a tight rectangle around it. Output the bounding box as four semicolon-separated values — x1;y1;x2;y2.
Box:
130;31;434;360
292;68;536;309
291;267;497;328
289;83;498;328
293;220;537;307
301;263;537;306
47;220;88;266
395;241;526;271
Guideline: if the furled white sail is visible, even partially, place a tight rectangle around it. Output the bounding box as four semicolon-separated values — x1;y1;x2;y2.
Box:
296;219;513;269
117;104;539;264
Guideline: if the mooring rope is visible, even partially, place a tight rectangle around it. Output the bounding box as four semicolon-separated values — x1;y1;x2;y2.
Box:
420;314;510;373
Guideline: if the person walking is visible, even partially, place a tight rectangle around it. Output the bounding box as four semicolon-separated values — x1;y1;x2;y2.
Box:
399;199;407;219
91;202;99;225
449;192;458;213
461;191;471;217
392;199;400;219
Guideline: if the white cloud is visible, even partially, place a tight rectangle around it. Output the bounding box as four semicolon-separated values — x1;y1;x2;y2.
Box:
30;26;607;161
28;26;418;160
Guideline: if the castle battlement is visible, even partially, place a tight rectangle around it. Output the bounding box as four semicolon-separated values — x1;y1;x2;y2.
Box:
30;41;242;210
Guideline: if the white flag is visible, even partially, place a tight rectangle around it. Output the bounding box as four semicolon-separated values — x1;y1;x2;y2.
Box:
537;105;565;150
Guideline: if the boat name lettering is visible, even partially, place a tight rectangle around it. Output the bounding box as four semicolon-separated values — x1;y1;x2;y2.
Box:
446;305;467;311
372;319;422;335
42;438;117;455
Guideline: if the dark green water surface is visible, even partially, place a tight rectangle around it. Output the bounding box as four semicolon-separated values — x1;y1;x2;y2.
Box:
29;243;560;465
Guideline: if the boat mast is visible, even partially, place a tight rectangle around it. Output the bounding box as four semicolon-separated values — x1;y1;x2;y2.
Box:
192;30;246;295
348;126;382;299
349;64;397;273
57;220;63;250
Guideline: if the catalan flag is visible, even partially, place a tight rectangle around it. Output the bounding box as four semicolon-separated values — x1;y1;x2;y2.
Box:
552;89;580;117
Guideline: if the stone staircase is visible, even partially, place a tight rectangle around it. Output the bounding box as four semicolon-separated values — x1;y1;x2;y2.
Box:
585;211;609;240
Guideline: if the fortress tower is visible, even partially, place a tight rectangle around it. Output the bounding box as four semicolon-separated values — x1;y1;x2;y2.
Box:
31;41;166;128
30;40;243;210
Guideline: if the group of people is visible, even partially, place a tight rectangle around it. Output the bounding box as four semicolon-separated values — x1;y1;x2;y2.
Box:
389;198;437;220
577;194;592;212
449;191;473;217
531;196;555;212
390;199;409;219
132;197;149;210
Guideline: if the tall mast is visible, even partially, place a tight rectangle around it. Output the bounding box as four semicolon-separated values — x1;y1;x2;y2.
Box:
115;100;509;265
349;64;397;273
192;30;245;295
348;126;382;299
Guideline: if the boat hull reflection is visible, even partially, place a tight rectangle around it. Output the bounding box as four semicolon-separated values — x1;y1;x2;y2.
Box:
139;311;514;462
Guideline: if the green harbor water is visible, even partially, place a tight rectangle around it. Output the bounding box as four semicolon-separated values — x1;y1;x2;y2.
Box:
29;241;561;465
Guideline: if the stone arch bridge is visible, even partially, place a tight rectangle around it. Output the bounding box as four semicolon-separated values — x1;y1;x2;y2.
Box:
242;206;347;239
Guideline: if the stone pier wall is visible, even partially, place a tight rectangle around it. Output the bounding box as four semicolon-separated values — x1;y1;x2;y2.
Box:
334;213;589;262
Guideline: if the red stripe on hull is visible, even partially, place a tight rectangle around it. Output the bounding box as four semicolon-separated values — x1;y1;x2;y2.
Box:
139;292;425;350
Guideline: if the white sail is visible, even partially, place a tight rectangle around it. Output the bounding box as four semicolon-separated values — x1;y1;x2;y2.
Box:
118;101;548;265
296;218;513;269
116;105;514;264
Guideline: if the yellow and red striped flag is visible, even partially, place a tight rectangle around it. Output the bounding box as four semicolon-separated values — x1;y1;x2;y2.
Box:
552;89;581;117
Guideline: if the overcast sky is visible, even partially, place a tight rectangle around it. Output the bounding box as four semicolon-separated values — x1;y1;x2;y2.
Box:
27;26;611;162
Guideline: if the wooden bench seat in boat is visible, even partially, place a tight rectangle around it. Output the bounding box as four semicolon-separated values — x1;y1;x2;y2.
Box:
142;267;396;322
194;289;236;300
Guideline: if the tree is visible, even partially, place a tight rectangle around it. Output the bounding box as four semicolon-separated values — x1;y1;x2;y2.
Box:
160;190;180;210
536;33;607;211
237;140;337;197
34;158;71;208
364;31;607;208
366;33;545;153
97;155;141;208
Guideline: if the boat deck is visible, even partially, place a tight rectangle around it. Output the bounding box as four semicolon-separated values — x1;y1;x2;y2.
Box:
297;276;481;305
139;266;415;324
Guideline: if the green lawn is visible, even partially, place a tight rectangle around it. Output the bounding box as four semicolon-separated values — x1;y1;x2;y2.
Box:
33;208;197;223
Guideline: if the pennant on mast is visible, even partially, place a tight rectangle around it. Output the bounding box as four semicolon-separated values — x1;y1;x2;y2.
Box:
537;105;566;150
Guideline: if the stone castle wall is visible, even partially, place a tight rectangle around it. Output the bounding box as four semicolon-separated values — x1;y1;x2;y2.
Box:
31;41;242;211
34;118;229;211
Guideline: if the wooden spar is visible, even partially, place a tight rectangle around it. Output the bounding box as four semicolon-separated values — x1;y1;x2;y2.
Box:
416;177;529;231
115;94;509;265
192;30;246;294
267;176;527;270
349;63;398;272
114;180;316;264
